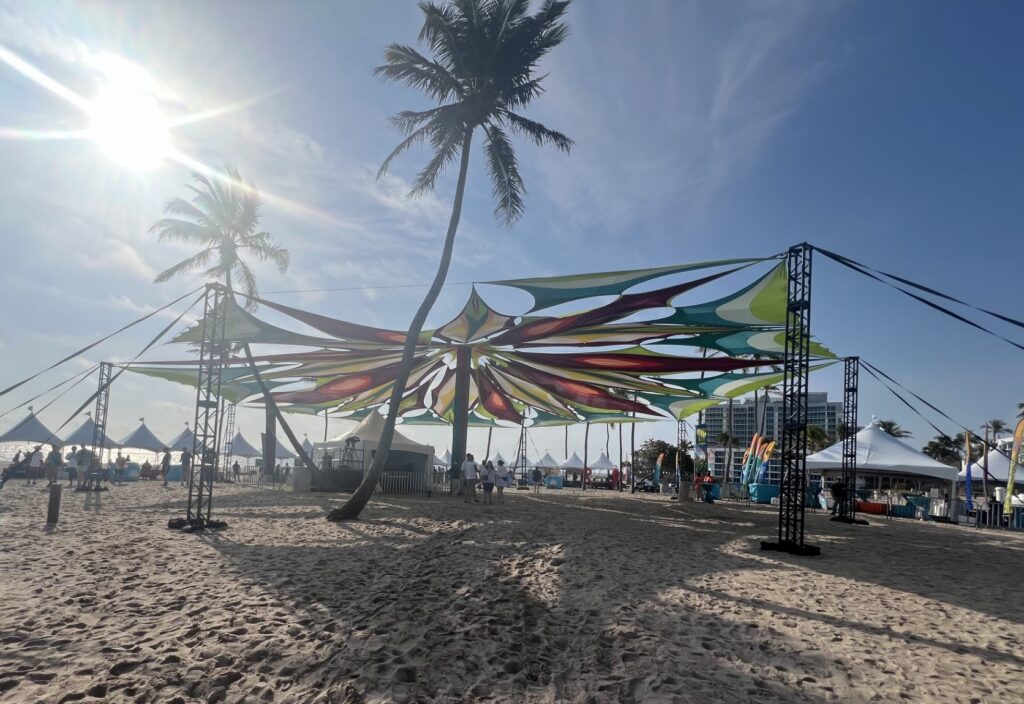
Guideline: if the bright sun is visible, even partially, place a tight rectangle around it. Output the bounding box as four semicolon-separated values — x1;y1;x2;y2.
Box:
88;82;170;169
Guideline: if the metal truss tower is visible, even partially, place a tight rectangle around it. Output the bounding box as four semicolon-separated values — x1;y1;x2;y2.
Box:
762;244;820;556
515;424;529;483
84;361;113;491
835;357;867;524
169;284;229;531
220;402;236;481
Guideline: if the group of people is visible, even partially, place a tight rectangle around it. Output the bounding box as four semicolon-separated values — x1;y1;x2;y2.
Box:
458;453;512;504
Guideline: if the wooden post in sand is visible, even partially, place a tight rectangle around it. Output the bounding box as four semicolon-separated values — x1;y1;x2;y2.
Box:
47;483;62;524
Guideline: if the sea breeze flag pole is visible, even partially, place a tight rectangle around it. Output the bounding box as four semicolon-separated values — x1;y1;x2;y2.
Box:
1003;420;1024;515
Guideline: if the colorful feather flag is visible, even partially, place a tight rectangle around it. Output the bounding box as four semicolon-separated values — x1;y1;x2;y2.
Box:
964;431;973;511
1004;420;1024;514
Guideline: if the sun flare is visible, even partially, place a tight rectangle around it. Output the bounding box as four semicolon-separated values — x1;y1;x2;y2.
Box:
87;82;170;169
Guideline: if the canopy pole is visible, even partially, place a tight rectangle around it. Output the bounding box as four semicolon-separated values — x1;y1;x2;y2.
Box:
485;426;493;462
762;243;820;556
582;422;589;491
981;425;989;503
324;410;329;442
618;423;623;492
451;345;472;473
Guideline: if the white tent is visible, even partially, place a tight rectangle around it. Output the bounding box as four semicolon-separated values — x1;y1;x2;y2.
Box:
301;436;315;454
0;412;57;445
560;452;585;470
590;451;617;470
492;451;506;465
275;441;296;461
317;412;435;473
537;452;560;468
119;421;167;452
432;454;447;467
228;432;262;458
959;447;1021;484
512;453;534;469
168;426;195;451
807;418;956;482
63;417;115;448
440;449;452;465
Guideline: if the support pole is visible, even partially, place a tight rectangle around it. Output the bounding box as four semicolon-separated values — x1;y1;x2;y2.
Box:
618;423;623;491
85;362;113;492
762;244;820;556
451;345;471;474
170;284;228;532
485;426;493;462
834;357;867;525
582;422;590;491
324;410;329;442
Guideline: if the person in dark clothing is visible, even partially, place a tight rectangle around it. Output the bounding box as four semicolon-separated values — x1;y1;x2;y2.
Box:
830;480;847;516
161;449;172;487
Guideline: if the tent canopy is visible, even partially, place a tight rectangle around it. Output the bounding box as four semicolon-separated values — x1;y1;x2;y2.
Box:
959;447;1021;484
119;422;167;452
228;432;262;458
807;418;956;482
537;452;560;468
275;441;296;461
440;449;452;465
168;426;195;451
63;417;115;448
590;451;617;470
0;412;57;445
561;452;585;469
301;437;315;454
491;451;506;464
323;412;434;456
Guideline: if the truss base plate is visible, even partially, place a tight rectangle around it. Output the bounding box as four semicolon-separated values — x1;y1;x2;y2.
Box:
760;540;821;557
167;517;228;532
831;516;870;526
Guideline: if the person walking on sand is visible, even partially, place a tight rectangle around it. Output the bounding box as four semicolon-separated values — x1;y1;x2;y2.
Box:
65;445;78;487
531;466;543;495
480;460;496;505
462;453;479;504
179;448;191;486
161;449;172;487
44;445;62;485
232;460;241;482
28;446;43;485
495;460;509;504
76;446;88;489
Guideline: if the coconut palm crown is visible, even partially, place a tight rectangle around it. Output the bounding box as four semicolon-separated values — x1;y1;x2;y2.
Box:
376;0;573;224
151;166;289;310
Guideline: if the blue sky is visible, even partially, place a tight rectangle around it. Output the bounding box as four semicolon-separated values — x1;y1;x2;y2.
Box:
1;0;1022;461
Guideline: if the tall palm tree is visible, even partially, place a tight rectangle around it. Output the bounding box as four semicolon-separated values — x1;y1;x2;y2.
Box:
877;419;912;439
922;433;960;466
330;0;573;521
984;419;1008;438
805;425;832;452
153;166;314;472
152;166;289;312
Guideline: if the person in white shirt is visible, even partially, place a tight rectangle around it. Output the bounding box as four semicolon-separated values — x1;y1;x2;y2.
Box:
65;445;79;488
461;453;479;504
495;460;509;504
28;446;43;485
480;460;497;505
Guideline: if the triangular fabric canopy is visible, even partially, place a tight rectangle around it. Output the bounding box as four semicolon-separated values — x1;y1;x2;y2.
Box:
807;419;956;481
119;422;167;452
491;451;506;464
301;437;315;454
62;417;115;448
275;441;296;461
228;432;262;458
168;426;195;450
537;452;560;468
440;449;452;465
958;447;1020;484
590;451;617;470
0;412;57;444
560;452;585;469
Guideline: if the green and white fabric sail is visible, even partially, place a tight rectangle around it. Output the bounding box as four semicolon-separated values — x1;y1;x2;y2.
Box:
656;262;789;327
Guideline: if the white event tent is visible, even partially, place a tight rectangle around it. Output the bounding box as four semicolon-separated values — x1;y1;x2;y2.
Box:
958;444;1022;486
167;426;195;451
119;421;168;452
537;452;560;469
560;452;585;470
228;432;262;458
0;412;56;445
807;418;957;488
316;412;435;474
63;416;115;448
590;451;617;471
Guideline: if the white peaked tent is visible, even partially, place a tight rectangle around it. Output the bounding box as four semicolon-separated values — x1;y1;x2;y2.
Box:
119;421;167;452
301;437;315;454
492;451;506;464
560;452;585;470
317;412;435;473
63;417;115;448
512;453;535;468
807;418;956;482
275;441;296;461
959;446;1022;485
168;426;195;451
537;452;560;468
590;451;617;470
228;432;262;458
0;412;56;444
440;449;452;465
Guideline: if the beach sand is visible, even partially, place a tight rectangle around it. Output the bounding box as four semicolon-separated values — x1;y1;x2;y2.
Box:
1;481;1022;703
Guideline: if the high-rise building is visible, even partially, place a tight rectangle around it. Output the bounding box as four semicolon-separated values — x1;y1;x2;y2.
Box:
699;392;842;483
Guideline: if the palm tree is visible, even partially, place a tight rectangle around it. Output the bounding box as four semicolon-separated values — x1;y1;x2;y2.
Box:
877;419;912;439
1017;403;1024;419
805;425;832;452
152;166;289;312
152;166;314;472
330;0;573;521
984;419;1008;439
922;434;960;466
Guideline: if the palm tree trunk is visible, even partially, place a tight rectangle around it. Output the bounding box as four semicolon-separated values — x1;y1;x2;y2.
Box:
330;129;474;521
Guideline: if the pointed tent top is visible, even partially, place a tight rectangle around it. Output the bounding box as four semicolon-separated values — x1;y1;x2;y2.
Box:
301;437;314;453
119;421;168;452
807;418;956;481
435;287;516;343
560;452;585;469
63;416;115;448
433;454;447;466
590;451;617;470
958;447;1019;483
537;452;560;468
0;412;57;445
168;425;195;450
275;441;296;461
492;451;506;464
440;449;452;464
512;453;534;468
228;431;262;458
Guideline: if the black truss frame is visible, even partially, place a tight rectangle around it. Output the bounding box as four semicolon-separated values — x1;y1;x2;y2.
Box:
220;402;236;481
81;361;113;492
762;244;820;556
834;356;868;525
169;284;228;532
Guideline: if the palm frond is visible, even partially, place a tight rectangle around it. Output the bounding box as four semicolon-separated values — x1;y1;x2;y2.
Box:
159;198;221;233
234;261;260;312
153;248;214;284
243;235;290;274
375;44;463;101
148;216;215;244
378;122;435;180
418;2;469;76
501;110;572;152
411;116;466;195
389;106;448;135
483;123;524;226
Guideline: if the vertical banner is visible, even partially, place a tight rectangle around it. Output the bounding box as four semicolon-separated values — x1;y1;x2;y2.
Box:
654;452;664;484
1003;420;1024;514
964;431;973;511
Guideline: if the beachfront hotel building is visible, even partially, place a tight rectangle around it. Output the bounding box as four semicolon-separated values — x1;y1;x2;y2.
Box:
702;392;842;484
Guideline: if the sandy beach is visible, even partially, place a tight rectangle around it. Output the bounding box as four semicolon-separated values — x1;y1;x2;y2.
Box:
1;481;1022;703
